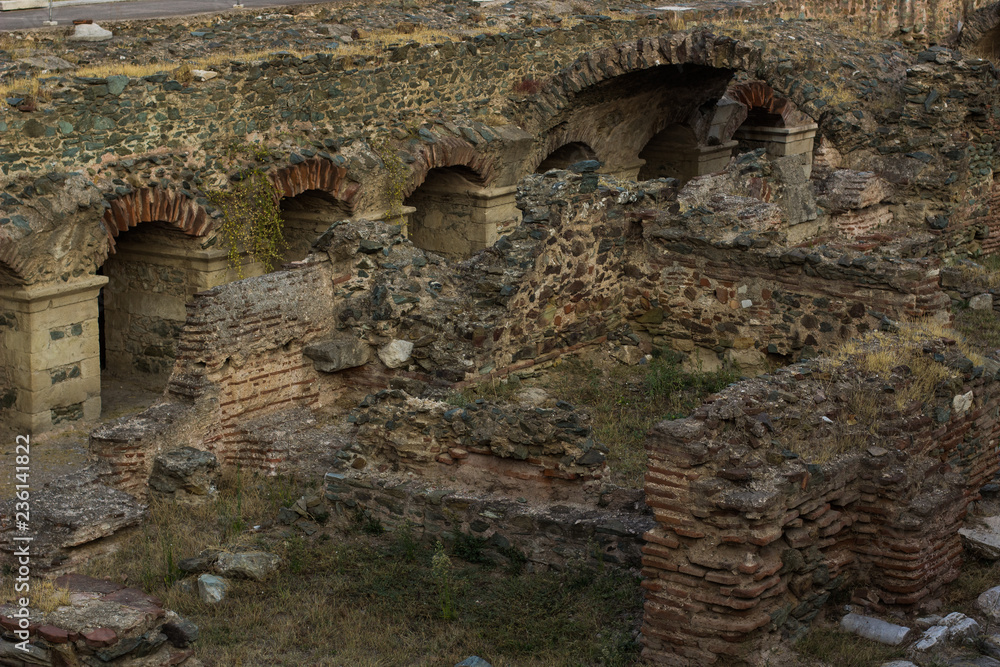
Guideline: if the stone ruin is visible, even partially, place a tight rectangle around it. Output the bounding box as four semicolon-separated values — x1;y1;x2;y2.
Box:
7;0;1000;663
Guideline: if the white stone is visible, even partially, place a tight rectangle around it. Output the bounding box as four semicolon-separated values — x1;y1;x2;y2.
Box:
840;613;911;645
741;299;753;308
940;611;970;627
196;574;228;604
913;624;947;651
970;293;994;310
953;390;974;414
191;69;218;81
611;345;645;365
978;586;1000;621
946;615;979;640
515;387;551;407
378;339;414;368
880;662;918;667
68;23;113;42
959;526;1000;559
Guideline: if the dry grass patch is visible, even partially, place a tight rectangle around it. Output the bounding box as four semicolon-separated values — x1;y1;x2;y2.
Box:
957;254;1000;291
795;627;906;666
956;307;1000;350
0;578;71;614
80;472;642;666
827;318;976;409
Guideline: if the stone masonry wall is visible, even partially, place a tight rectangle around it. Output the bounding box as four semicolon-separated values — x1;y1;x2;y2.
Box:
324;470;653;572
491;168;950;377
639;340;1000;665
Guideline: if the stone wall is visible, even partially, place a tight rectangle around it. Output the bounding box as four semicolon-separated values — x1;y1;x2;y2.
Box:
325;470;652;572
492;166;950;376
638;339;1000;665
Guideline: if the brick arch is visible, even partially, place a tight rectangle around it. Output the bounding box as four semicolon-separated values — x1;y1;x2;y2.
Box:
100;187;212;263
269;157;360;208
725;80;800;128
520;31;761;129
404;136;495;196
0;236;27;286
958;2;1000;53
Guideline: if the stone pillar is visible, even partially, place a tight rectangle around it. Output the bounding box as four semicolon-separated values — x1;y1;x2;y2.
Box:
0;276;107;432
408;184;521;258
640;141;738;182
733;123;818;178
102;240;237;389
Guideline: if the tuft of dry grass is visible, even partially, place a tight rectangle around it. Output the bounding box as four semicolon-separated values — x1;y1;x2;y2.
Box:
828;317;977;409
795;627;906;666
0;578;71;615
75;471;642;666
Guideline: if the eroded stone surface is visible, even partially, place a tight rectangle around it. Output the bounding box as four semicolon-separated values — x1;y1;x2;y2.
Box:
0;467;145;569
148;447;220;505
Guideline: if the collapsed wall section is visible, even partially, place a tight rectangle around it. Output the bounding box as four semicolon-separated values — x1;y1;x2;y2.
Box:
638;340;1000;665
91;259;334;490
496;167;950;378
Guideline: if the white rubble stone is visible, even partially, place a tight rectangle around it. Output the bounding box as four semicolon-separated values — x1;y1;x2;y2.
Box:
946;615;980;640
970;293;994;310
960;526;1000;560
953;390;974;414
68;22;113;42
840;613;911;645
978;586;1000;621
378;339;414;368
914;625;948;651
191;69;218;81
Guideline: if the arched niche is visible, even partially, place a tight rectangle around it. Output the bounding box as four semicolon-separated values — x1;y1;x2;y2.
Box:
728;82;818;178
278;189;354;266
536;142;599;173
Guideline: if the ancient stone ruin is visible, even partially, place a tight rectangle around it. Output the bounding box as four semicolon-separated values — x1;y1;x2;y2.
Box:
7;0;1000;663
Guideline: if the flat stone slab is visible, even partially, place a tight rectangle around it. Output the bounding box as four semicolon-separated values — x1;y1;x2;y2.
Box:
0;466;145;568
54;573;125;594
68;22;113;41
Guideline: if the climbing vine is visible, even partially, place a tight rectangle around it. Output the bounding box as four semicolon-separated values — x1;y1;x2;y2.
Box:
372;137;408;226
207;168;287;278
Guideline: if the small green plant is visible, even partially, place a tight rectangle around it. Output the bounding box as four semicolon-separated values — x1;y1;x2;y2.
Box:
396;521;419;562
352;508;385;535
499;544;527;575
208;167;287;277
452;532;491;565
432;540;457;621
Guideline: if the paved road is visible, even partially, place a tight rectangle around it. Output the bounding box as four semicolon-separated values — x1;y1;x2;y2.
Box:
0;0;327;31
